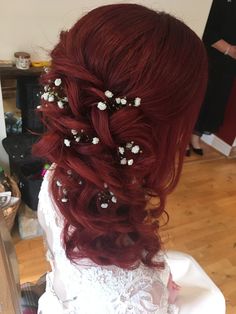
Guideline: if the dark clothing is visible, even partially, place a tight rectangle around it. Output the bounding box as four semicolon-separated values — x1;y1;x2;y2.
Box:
195;0;236;134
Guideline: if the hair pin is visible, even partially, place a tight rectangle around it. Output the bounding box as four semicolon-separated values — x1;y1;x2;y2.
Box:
97;90;141;112
41;78;68;109
118;142;142;166
98;185;117;208
63;130;100;147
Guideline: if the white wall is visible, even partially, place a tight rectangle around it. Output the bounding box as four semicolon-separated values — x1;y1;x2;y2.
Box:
0;0;212;61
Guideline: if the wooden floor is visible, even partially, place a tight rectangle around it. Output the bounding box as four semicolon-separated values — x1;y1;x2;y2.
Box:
161;147;236;314
14;143;236;313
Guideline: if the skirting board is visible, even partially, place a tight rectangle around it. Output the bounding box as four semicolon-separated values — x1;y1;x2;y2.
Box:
201;134;232;156
233;137;236;147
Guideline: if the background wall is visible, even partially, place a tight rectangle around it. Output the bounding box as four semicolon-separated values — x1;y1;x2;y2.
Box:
0;0;212;61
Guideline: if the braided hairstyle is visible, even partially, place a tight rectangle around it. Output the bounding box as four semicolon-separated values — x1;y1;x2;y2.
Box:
33;4;207;268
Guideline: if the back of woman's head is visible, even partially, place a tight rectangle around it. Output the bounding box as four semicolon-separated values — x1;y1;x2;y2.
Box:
33;4;207;268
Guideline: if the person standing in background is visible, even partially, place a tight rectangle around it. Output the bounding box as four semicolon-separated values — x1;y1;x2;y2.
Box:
189;0;236;156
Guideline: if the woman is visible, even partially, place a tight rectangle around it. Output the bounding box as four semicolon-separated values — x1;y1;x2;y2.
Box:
33;4;207;313
190;0;236;155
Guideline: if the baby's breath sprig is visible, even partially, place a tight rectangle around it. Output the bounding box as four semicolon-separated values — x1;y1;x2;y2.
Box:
97;90;141;112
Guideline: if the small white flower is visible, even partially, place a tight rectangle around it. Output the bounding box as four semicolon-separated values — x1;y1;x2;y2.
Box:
131;145;140;154
61;197;68;203
120;158;127;165
128;159;134;166
54;78;62;86
92;137;100;144
71;129;78;135
75;136;81;143
37;105;41;109
121;98;127;105
115;98;121;104
101;203;108;208
56;180;62;187
63;97;68;102
48;95;55;102
79;180;83;185
97;102;107;111
104;90;113;98
62;188;67;195
126;142;132;149
64;139;71;147
111;196;117;203
41;92;49;100
118;147;125;155
134;97;141;107
67;170;72;175
44;85;49;91
104;183;108;189
57;100;64;109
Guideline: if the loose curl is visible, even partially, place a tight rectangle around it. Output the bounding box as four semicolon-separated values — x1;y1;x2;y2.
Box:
33;4;207;269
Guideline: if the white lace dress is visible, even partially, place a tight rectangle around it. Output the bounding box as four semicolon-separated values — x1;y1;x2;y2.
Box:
37;170;179;314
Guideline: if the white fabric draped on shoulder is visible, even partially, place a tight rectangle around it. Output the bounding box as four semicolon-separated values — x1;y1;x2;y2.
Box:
37;169;225;313
166;251;225;314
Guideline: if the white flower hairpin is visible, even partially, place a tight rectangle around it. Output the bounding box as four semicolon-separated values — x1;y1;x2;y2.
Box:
104;90;113;98
98;183;117;209
57;183;68;203
56;171;83;203
97;90;141;112
64;139;71;147
54;78;62;86
92;137;100;144
118;141;142;166
41;78;68;109
97;102;107;111
63;128;100;147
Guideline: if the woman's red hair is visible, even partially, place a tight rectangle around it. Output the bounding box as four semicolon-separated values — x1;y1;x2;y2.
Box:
33;4;207;268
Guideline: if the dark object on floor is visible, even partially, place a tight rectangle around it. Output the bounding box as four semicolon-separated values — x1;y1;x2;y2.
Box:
2;133;45;211
21;289;38;314
190;144;204;156
18;161;44;211
2;134;40;163
2;134;44;211
185;148;191;157
21;274;46;314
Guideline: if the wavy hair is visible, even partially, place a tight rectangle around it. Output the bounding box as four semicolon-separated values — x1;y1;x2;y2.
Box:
33;4;207;268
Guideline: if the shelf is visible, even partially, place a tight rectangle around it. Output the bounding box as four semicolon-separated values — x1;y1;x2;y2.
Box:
0;67;43;79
